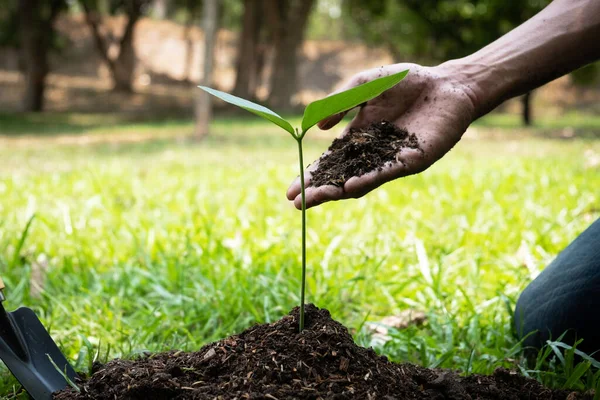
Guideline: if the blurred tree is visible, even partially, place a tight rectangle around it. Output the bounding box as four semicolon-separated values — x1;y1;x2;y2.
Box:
195;0;219;139
79;0;151;92
152;0;169;19
232;0;264;100
344;0;551;125
305;0;345;41
18;0;67;112
342;1;429;61
167;0;199;81
229;0;314;109
181;0;202;82
570;62;600;86
168;0;240;82
265;0;315;111
0;2;20;52
0;2;26;75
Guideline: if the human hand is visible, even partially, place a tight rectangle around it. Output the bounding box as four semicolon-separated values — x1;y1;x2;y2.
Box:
286;62;479;210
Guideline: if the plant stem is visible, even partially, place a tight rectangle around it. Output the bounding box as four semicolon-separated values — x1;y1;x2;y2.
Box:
296;137;307;332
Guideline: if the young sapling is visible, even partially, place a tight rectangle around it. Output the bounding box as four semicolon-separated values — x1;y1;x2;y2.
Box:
199;69;408;331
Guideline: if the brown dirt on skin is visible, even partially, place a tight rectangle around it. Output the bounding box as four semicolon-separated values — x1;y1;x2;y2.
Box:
310;120;421;187
54;305;592;400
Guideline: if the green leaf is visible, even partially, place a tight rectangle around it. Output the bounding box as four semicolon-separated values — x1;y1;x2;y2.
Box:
301;69;409;134
563;361;591;389
198;86;295;136
428;349;455;369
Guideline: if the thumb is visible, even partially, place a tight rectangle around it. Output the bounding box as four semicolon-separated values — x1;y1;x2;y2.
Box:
317;111;347;130
316;73;369;130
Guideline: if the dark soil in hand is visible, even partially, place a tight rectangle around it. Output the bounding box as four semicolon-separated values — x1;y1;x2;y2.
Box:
310;120;421;187
55;305;591;400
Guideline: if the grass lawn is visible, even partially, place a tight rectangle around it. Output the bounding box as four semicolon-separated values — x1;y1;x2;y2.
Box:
0;112;599;397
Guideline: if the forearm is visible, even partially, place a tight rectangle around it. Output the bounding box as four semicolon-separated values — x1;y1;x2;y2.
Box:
442;0;600;118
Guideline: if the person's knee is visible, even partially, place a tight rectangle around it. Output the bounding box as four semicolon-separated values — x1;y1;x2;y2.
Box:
514;218;600;355
515;290;577;356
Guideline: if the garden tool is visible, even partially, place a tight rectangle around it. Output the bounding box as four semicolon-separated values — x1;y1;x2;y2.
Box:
0;276;76;400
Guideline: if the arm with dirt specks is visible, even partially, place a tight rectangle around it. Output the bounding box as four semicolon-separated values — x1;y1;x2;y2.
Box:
446;0;600;119
287;0;600;210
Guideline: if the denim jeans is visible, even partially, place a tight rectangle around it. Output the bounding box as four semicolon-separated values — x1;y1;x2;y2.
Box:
515;217;600;355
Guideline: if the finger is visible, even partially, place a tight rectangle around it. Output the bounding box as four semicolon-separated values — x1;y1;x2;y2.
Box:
316;73;371;130
317;111;348;130
344;147;425;198
343;164;400;199
320;103;370;138
287;176;300;201
318;100;367;130
293;184;345;210
286;170;313;201
286;153;328;201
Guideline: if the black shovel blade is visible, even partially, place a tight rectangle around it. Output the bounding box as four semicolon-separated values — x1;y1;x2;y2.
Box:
0;305;76;400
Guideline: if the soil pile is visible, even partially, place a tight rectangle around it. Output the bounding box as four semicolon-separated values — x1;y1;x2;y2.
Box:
310;121;421;188
55;305;591;400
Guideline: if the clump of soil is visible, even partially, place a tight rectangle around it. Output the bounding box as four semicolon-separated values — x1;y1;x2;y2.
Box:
310;120;421;187
55;305;591;400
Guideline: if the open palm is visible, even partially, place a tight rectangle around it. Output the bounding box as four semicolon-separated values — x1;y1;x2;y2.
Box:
287;63;478;209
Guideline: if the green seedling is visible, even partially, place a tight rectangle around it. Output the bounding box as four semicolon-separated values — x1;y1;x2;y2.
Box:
199;69;408;331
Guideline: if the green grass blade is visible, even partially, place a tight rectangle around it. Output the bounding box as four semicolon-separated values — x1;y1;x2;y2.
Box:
548;341;600;368
198;86;295;136
549;342;566;367
47;354;80;393
12;214;35;268
301;69;408;133
562;360;591;389
429;350;454;369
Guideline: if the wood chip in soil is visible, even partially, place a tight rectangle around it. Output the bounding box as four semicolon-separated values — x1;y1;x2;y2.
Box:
310;120;421;188
54;304;593;399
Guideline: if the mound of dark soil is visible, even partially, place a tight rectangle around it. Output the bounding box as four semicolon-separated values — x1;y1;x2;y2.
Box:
310;121;421;187
55;305;591;400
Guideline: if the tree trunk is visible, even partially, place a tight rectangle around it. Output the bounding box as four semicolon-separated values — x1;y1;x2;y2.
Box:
153;0;168;19
233;0;261;99
194;0;219;139
81;0;144;93
183;22;194;82
253;41;268;97
18;0;62;112
183;2;196;82
522;91;533;126
113;4;142;92
266;0;315;111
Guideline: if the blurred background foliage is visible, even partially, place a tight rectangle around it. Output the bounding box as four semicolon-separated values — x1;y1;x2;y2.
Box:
0;0;598;125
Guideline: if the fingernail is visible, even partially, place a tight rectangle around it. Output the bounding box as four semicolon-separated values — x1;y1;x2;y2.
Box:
318;119;332;130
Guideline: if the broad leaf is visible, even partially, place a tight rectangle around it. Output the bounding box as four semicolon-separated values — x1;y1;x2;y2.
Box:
198;86;295;136
301;70;409;133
